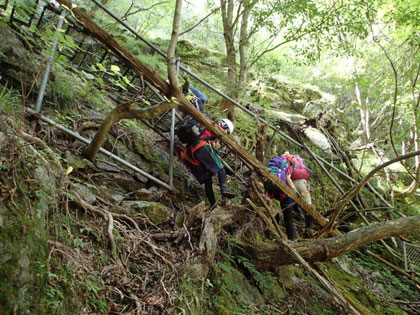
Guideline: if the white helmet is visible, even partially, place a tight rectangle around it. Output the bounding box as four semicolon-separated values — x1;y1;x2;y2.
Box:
218;119;234;134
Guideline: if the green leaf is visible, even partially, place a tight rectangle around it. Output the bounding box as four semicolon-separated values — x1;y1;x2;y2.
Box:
81;70;95;80
96;77;104;86
171;96;179;104
110;65;120;73
96;63;106;72
205;278;213;288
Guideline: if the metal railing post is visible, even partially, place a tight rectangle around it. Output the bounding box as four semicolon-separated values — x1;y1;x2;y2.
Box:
35;8;66;113
87;0;362;181
169;59;181;187
403;241;408;271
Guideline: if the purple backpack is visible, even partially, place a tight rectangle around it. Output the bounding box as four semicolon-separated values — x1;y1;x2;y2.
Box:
267;157;288;183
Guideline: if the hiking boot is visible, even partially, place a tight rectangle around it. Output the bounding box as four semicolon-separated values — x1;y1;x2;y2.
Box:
221;188;235;199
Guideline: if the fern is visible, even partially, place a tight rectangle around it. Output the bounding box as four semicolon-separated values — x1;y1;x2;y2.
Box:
237;256;275;292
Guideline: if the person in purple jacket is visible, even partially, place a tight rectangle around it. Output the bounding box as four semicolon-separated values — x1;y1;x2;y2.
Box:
264;155;301;241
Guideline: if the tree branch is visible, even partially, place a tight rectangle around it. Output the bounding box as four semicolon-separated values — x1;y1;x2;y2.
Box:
325;150;420;233
180;6;220;36
121;1;169;20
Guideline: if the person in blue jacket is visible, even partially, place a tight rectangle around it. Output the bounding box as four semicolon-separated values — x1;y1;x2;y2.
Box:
182;79;207;112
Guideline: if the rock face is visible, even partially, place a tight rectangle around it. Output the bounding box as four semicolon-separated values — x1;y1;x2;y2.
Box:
127;187;163;202
0;22;39;84
248;76;324;114
246;75;337;151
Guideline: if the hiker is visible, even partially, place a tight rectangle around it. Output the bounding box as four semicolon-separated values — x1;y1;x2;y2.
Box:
182;76;207;113
282;151;313;237
264;155;301;241
178;75;235;205
178;117;235;206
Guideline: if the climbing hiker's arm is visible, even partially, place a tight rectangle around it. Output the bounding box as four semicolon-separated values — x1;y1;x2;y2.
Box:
286;174;300;197
189;84;208;105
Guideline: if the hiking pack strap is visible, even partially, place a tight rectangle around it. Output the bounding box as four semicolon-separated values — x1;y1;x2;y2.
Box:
181;141;207;166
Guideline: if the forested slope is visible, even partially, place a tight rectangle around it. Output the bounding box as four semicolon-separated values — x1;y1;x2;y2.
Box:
1;1;420;314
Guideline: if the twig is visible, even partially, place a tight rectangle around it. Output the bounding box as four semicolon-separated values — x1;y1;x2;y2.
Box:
183;223;193;250
391;300;420;305
129;292;142;315
179;6;220;36
18;130;63;172
161;274;172;304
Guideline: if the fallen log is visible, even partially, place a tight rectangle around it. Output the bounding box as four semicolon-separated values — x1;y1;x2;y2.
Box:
239;214;420;269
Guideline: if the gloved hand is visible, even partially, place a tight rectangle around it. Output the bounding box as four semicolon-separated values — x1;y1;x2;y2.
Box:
293;188;302;198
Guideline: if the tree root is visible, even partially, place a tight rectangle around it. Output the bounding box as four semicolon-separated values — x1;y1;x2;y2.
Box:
105;210;123;268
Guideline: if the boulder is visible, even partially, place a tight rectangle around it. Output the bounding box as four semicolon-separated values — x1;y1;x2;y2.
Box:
127;187;163;202
75;183;96;205
121;201;171;225
303;126;332;153
112;174;146;191
0;22;39;83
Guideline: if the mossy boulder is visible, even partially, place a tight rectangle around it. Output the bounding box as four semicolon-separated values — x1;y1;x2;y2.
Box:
177;39;223;65
121;201;171;225
0;22;40;85
248;76;324;114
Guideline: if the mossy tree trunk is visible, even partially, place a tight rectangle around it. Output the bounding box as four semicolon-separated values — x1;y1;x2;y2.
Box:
220;0;237;121
255;123;268;162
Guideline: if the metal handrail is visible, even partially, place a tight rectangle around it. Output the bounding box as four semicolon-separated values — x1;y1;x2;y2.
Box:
26;108;173;190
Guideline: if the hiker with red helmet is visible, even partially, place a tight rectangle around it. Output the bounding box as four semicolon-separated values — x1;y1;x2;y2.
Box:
282;151;313;237
264;154;301;241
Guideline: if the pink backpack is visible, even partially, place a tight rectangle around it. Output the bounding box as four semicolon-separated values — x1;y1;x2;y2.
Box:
291;155;310;180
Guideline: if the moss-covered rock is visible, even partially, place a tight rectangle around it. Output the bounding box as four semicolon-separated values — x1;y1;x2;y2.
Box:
0;22;40;86
121;201;171;225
